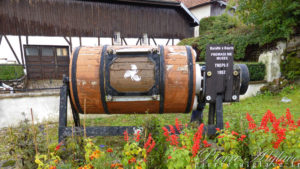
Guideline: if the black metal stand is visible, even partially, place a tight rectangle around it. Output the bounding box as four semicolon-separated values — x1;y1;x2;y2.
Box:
190;94;224;136
58;78;139;142
59;79;225;142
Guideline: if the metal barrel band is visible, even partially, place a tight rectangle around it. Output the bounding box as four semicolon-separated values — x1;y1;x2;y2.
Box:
185;46;194;113
71;47;83;113
159;45;165;114
99;45;110;114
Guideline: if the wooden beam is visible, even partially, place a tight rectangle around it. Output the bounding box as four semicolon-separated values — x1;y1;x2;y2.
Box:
172;38;174;45
98;37;100;46
166;38;170;45
4;36;21;64
79;36;82;46
26;36;28;45
135;38;140;45
18;36;25;65
148;37;150;45
0;36;2;45
152;37;157;46
122;38;128;45
69;36;72;53
64;37;70;45
140;37;142;45
111;37;114;46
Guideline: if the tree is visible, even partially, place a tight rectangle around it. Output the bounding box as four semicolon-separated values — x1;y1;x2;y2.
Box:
235;0;300;44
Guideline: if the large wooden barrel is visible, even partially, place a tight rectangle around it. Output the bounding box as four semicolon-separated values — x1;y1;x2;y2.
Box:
69;45;196;114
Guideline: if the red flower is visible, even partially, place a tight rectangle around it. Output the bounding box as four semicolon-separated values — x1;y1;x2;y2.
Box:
216;128;220;131
162;127;170;142
217;135;224;139
123;130;129;142
55;142;63;151
144;134;155;154
147;140;155;153
192;123;204;157
294;160;300;166
128;157;136;164
297;118;300;127
169;125;176;134
259;110;270;131
144;133;152;149
106;148;113;153
170;134;179;146
238;135;246;141
231;131;238;136
175;118;182;133
202;140;211;147
168;156;172;159
134;130;141;142
246;112;257;130
225;121;230;129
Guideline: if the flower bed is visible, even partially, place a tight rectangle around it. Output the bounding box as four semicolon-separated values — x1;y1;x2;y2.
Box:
32;109;299;169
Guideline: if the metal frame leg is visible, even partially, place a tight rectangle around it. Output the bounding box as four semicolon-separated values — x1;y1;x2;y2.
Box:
58;83;68;142
215;95;223;129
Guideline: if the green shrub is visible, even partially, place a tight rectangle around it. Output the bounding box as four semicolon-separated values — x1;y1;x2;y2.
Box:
179;14;260;60
245;62;266;81
0;65;24;80
280;51;300;80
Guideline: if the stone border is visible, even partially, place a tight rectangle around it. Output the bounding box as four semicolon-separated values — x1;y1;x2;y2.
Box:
0;91;60;99
249;80;267;84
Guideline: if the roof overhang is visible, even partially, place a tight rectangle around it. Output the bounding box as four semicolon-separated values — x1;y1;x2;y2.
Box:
75;0;199;26
188;0;233;10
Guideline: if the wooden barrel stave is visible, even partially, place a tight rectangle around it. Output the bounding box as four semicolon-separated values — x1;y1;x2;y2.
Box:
69;45;195;114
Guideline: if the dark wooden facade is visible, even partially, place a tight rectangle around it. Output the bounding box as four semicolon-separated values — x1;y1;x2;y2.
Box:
0;0;197;39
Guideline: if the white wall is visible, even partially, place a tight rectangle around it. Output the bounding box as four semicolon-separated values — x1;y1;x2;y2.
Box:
0;35;180;64
190;5;211;37
0;94;72;128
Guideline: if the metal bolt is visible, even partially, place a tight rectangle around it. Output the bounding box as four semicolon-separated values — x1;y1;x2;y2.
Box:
107;49;115;54
152;48;159;53
232;95;237;100
206;95;211;101
152;95;158;100
233;71;239;76
106;95;112;101
207;71;212;77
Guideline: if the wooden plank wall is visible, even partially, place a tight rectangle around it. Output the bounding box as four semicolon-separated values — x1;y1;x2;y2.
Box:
0;0;194;39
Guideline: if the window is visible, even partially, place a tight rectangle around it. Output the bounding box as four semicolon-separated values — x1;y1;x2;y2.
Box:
56;48;68;57
25;47;38;56
41;47;53;56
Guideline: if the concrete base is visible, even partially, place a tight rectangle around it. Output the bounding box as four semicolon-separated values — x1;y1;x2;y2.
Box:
240;83;266;100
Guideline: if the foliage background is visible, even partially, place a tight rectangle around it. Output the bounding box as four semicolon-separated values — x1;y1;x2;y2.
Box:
179;0;300;62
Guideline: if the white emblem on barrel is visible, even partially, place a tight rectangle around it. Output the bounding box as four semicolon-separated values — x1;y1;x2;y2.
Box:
124;64;141;82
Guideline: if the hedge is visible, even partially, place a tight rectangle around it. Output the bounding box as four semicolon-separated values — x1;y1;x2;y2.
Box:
244;62;266;81
0;65;24;80
280;51;300;80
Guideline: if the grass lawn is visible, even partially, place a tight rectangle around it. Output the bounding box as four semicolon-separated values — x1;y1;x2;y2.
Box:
84;84;300;128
